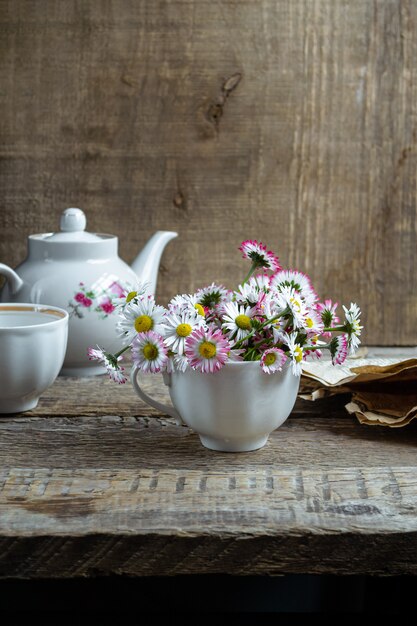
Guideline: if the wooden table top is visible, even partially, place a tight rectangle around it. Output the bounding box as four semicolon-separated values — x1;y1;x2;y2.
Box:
0;347;416;578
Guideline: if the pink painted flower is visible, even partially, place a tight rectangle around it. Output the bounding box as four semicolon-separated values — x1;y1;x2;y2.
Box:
87;346;127;384
109;281;126;297
75;292;86;304
100;300;115;315
260;348;287;374
239;240;281;272
132;331;168;374
83;297;93;308
330;334;349;365
185;327;231;373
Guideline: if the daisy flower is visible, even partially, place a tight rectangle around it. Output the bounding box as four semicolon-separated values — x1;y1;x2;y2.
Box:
301;309;324;337
168;293;206;318
132;331;168;373
222;302;257;342
185;327;231;373
284;333;304;376
260;348;287;374
274;286;308;330
239;240;281;272
112;281;150;309
87;346;127;384
270;269;318;306
342;303;363;354
117;295;166;343
195;283;231;309
329;334;349;365
163;309;205;355
316;299;339;337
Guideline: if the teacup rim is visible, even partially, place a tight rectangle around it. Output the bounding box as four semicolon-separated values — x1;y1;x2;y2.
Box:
0;303;68;330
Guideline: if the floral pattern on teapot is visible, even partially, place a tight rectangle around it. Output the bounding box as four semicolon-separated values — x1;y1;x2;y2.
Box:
68;278;127;320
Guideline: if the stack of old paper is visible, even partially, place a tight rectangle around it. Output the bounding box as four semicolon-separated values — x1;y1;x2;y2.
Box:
301;352;417;427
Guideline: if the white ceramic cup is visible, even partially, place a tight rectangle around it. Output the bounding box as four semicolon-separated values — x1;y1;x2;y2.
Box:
131;361;300;452
0;303;69;414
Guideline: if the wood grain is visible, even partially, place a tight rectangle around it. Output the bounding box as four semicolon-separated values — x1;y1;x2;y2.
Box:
1;1;417;344
0;465;417;577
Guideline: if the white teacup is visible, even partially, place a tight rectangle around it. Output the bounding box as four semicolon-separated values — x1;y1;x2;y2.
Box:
131;361;300;452
0;303;69;414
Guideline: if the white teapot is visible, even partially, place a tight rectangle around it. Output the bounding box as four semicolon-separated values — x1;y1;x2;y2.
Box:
0;208;177;376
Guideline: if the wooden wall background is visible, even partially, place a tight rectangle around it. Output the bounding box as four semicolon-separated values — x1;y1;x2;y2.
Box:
1;0;416;345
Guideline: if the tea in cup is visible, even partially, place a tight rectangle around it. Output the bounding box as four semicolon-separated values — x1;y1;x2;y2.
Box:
0;303;69;413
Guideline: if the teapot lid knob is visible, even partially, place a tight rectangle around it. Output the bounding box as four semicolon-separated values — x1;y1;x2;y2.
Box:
60;208;87;232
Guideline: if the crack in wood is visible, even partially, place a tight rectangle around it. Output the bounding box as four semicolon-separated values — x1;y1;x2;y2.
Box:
265;476;274;492
175;476;186;493
355;469;369;499
198;476;208;492
386;469;403;500
295;471;305;501
321;473;331;501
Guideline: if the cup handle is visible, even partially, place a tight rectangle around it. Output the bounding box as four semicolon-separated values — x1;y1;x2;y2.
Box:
130;365;184;426
0;263;24;295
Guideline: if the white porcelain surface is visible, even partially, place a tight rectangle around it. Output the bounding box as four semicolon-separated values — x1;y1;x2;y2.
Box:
131;361;301;452
0;209;177;375
0;304;69;414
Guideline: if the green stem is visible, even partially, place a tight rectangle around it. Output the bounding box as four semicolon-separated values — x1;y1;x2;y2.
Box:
322;326;344;333
113;344;131;359
242;262;258;285
307;344;328;351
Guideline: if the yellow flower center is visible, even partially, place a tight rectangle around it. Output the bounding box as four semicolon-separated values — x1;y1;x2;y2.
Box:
143;344;158;360
126;291;137;303
290;297;301;312
264;352;276;366
194;303;205;317
235;314;252;330
134;314;153;333
199;341;217;359
176;323;192;337
294;346;303;362
306;317;314;328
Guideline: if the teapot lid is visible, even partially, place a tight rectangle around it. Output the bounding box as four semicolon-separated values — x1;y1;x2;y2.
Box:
44;208;104;242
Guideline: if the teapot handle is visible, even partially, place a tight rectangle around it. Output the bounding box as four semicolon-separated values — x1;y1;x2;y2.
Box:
130;365;184;426
0;264;24;295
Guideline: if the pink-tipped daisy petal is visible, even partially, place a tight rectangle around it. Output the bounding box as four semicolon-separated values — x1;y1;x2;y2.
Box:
330;334;349;365
87;345;127;384
239;240;281;272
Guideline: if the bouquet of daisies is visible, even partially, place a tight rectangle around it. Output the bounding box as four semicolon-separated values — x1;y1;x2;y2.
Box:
88;240;362;383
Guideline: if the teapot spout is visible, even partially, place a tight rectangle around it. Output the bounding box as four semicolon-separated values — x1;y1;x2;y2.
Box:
131;231;178;295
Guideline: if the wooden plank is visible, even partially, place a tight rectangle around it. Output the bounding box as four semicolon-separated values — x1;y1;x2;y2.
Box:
1;1;417;345
1;415;417;470
1;465;416;537
0;465;416;576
